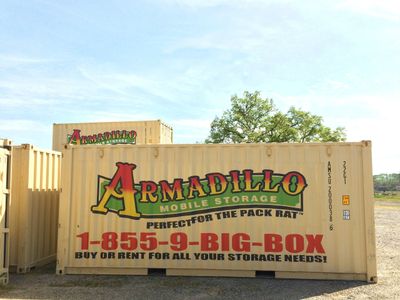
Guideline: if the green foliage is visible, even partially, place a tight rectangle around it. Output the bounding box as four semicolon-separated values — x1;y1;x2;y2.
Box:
205;91;346;143
374;173;400;192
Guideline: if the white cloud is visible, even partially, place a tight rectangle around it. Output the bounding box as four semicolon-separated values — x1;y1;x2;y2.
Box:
171;119;211;129
167;30;267;53
77;64;230;109
159;0;285;9
78;67;151;98
337;0;400;21
0;54;55;68
325;80;350;91
169;119;213;143
345;115;399;174
0;119;53;148
0;77;100;102
0;98;56;107
0;120;48;132
80;111;156;123
275;93;399;174
165;14;284;56
78;66;185;103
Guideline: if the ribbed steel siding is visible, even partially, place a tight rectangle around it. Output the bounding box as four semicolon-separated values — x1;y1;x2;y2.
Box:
160;122;173;144
57;142;376;281
52;120;173;151
10;145;61;273
0;144;11;284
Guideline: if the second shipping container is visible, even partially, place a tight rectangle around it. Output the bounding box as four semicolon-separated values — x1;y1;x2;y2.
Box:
10;145;61;273
52;120;173;151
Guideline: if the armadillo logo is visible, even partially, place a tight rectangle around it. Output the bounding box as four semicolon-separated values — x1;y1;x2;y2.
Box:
67;129;137;145
92;163;308;220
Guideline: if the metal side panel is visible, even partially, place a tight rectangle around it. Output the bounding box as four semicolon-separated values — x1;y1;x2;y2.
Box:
10;145;61;273
0;147;11;284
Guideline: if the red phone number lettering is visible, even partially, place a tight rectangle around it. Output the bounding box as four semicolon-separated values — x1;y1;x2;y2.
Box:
76;232;325;254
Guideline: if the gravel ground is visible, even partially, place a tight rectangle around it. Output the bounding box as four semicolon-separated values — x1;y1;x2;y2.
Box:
1;201;399;300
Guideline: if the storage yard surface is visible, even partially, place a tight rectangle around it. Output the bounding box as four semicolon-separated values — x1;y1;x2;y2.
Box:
1;201;398;300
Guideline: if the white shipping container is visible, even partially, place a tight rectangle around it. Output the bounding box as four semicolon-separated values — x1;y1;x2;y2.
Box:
57;142;377;282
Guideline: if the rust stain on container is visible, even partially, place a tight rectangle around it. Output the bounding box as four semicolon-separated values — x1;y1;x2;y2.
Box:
52;120;173;151
57;142;377;282
10;145;61;273
0;140;11;284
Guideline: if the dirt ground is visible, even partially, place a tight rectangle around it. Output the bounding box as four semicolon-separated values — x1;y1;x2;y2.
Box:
1;201;399;300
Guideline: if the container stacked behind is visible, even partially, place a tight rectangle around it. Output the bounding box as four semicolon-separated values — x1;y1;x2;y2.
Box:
52;120;173;151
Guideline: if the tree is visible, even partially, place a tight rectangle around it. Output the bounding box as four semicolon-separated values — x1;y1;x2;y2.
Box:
205;91;346;143
374;173;400;192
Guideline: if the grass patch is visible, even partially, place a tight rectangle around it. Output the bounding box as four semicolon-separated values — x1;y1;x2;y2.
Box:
375;192;400;201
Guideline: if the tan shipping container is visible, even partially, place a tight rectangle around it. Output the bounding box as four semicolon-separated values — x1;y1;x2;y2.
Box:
57;142;377;282
52;120;173;151
0;140;11;284
10;144;61;273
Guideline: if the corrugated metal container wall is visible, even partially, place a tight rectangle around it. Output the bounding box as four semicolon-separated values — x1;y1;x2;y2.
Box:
0;140;11;284
10;145;61;273
52;120;173;151
159;121;173;145
57;142;377;282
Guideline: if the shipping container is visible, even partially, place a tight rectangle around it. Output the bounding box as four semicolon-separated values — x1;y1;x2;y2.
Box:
10;144;61;273
52;120;173;151
57;142;377;282
0;139;11;284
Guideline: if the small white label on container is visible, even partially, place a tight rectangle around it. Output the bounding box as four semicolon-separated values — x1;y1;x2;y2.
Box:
343;210;350;220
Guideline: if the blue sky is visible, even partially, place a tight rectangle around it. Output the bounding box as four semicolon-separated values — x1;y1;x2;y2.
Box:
0;0;399;174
